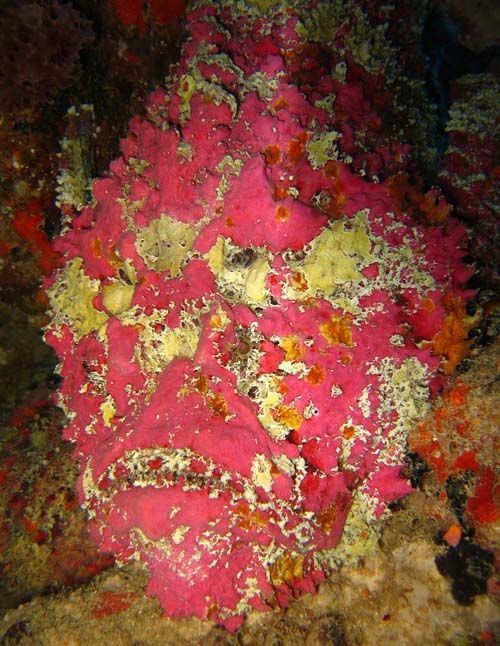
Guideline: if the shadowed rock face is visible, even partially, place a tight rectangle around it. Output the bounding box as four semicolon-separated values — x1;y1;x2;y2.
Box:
435;0;500;53
0;0;94;114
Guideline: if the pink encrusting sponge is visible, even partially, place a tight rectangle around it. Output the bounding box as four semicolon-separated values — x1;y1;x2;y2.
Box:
45;0;474;631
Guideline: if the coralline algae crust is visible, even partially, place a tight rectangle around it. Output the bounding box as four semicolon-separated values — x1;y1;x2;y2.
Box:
45;0;473;631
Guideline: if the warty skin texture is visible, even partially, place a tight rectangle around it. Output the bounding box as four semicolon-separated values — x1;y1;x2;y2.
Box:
45;0;474;631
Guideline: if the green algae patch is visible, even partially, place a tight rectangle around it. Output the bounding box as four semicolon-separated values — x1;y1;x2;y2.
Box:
177;74;197;122
292;210;373;298
247;0;282;12
135;215;196;276
118;307;202;377
102;283;135;315
48;257;107;340
306;130;341;170
295;0;345;44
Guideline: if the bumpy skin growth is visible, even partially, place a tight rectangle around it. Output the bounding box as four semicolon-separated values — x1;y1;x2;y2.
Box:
46;0;473;631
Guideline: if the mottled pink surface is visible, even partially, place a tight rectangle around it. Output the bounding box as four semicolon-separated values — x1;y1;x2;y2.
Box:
45;1;473;631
